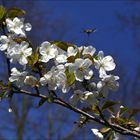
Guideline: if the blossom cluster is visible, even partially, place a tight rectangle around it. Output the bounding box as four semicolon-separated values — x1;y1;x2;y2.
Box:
0;17;119;105
0;17;32;65
0;17;120;139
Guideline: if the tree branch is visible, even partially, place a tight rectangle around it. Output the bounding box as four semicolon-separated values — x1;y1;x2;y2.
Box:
12;87;140;139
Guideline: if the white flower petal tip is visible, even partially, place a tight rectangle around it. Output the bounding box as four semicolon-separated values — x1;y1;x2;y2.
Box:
91;129;104;139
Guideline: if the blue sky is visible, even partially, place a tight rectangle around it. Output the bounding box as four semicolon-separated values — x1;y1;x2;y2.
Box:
44;1;139;76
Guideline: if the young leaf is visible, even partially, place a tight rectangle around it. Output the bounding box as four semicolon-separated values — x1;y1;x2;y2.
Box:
100;127;111;134
111;117;125;125
65;69;75;86
28;49;39;66
119;106;128;116
67;51;80;63
6;7;25;18
83;54;94;63
0;6;5;20
92;105;100;115
51;41;75;51
67;56;75;63
38;98;47;107
14;37;32;45
102;100;118;111
0;91;7;100
47;96;54;103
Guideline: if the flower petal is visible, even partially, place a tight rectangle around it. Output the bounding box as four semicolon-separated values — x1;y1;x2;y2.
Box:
84;69;93;80
82;58;92;68
56;54;67;63
75;70;84;82
24;48;32;57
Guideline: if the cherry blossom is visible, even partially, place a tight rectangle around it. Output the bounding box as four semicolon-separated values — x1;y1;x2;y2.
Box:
6;17;31;36
94;51;116;77
0;35;14;51
97;74;119;96
39;41;58;63
68;58;93;82
9;67;28;87
7;41;32;65
82;45;96;56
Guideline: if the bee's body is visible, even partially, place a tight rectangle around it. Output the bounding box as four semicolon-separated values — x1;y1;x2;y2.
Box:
83;29;97;36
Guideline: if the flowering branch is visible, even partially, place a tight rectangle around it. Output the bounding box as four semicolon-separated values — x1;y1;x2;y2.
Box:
0;6;139;139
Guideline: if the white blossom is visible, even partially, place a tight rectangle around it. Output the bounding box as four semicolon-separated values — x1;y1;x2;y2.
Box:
0;35;14;51
67;46;78;57
97;74;119;96
40;64;68;93
94;51;116;77
88;82;96;91
69;90;83;106
70;90;97;106
55;64;69;93
55;54;67;63
7;41;32;65
68;58;93;82
9;67;28;87
40;68;57;90
80;91;97;106
39;41;58;63
82;46;96;56
91;129;104;139
6;17;31;36
55;46;78;64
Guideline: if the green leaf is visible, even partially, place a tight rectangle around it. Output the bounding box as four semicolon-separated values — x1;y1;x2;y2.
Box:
100;127;111;133
38;98;47;107
0;91;7;99
14;37;33;48
111;117;137;127
28;48;39;66
6;7;26;18
67;50;80;63
125;120;137;127
102;100;118;111
107;134;113;140
91;105;100;115
111;117;125;125
0;6;5;20
14;37;30;43
119;106;128;116
0;80;8;91
83;54;94;63
67;56;75;63
47;96;54;103
51;41;75;51
65;69;75;86
107;106;115;114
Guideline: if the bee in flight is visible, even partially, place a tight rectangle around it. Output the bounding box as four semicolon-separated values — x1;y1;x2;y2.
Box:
82;28;97;36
